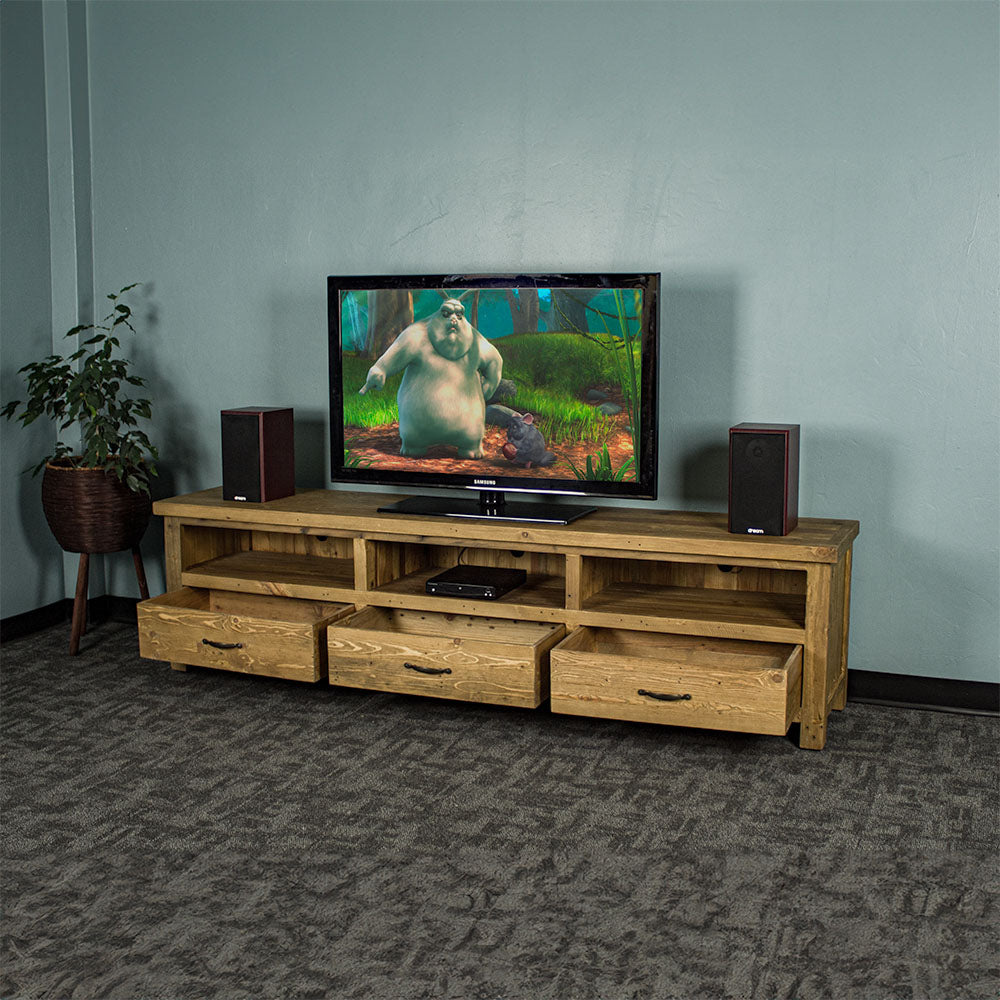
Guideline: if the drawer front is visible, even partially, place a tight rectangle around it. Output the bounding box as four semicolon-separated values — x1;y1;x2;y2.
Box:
550;631;802;735
327;623;558;707
138;589;336;682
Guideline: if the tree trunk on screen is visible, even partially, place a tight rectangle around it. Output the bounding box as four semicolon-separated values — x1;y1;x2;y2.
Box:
505;288;540;334
368;290;414;359
549;290;590;334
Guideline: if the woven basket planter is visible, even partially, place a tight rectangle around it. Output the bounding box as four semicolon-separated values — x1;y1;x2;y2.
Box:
41;459;152;554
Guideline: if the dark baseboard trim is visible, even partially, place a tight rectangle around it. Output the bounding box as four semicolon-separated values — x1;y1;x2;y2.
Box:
848;669;999;717
1;599;69;641
1;596;139;644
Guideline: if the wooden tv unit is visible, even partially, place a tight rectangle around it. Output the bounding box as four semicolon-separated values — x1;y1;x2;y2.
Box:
138;488;858;750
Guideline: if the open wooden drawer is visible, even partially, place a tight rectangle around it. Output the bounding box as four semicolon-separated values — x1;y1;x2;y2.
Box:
550;627;802;735
138;587;354;682
326;606;566;708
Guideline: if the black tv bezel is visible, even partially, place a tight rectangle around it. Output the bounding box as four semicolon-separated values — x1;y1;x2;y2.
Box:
327;272;659;502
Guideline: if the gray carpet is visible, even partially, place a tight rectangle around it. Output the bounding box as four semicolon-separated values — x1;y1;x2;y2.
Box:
2;619;997;1000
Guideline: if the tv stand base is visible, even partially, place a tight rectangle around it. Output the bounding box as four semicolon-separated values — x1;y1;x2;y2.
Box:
377;492;597;525
138;488;858;750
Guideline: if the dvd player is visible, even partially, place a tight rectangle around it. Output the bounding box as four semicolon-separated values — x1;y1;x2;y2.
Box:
425;564;527;600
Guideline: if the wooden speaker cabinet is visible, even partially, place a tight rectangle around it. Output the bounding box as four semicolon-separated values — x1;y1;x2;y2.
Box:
729;423;800;536
221;407;295;503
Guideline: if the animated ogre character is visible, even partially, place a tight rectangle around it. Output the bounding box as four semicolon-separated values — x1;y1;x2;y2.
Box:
359;297;503;458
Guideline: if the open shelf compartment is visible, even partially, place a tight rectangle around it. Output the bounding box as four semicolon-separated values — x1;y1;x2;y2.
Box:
360;539;567;622
179;526;357;601
574;555;807;642
182;550;355;601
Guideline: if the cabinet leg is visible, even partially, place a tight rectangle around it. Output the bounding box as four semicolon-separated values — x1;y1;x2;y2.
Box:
132;546;150;600
832;669;848;711
801;564;834;749
69;553;90;656
832;547;853;712
800;720;828;749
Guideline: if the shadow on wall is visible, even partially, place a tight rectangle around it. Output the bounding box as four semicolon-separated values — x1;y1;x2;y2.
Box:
7;436;65;609
295;410;327;490
807;429;996;682
659;275;739;511
806;429;890;679
659;290;994;683
140;290;205;503
268;291;329;490
106;284;207;598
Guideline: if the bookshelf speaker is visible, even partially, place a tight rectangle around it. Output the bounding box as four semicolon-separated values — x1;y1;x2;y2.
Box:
728;423;799;536
221;407;295;503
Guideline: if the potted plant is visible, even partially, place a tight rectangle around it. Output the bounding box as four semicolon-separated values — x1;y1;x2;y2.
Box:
3;282;158;651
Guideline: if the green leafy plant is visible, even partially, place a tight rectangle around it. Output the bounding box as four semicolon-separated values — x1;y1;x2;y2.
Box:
566;443;635;482
343;443;371;468
548;291;644;461
2;283;158;494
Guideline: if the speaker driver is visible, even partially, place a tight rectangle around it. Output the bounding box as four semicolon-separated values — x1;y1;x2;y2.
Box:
221;407;295;503
728;423;799;536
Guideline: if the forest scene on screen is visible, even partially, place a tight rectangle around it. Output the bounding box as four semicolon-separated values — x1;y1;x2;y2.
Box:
339;286;645;482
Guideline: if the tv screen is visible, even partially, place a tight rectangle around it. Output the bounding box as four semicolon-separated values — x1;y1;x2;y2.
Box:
328;273;659;522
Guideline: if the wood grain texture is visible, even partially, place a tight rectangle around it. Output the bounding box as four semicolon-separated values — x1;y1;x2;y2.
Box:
353;537;376;592
564;554;584;611
250;530;353;560
182;551;355;602
327;607;565;707
370;568;566;622
833;546;854;712
550;627;802;735
138;588;353;681
147;489;858;748
801;563;834;749
580;582;806;642
163;518;185;671
153;488;858;564
163;520;183;593
563;545;812;572
825;554;848;711
180;524;249;572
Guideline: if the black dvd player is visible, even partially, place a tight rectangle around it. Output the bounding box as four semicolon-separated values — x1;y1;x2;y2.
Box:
425;564;527;600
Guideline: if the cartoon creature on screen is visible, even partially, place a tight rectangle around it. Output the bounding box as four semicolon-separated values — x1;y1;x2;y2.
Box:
502;413;556;468
359;293;503;458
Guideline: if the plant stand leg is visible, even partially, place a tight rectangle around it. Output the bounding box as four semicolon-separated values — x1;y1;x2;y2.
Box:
70;553;90;655
132;546;150;600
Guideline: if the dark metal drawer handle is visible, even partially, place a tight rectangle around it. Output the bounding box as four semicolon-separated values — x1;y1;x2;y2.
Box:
404;662;452;676
202;638;243;650
638;689;691;702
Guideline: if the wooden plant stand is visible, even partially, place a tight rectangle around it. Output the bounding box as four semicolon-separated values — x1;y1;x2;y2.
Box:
138;488;858;749
71;546;150;655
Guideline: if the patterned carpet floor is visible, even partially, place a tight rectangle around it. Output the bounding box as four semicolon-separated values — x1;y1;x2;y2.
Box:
2;620;998;999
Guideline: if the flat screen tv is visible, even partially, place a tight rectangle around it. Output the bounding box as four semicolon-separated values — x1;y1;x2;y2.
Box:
328;272;659;523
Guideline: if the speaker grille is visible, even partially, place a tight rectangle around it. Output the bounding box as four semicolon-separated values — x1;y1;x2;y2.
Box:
222;412;262;502
728;424;799;535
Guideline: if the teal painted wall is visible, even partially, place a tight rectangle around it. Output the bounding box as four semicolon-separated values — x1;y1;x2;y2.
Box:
0;1;64;618
3;1;997;683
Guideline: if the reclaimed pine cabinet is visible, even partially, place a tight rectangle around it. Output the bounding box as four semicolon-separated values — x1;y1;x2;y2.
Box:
138;488;858;749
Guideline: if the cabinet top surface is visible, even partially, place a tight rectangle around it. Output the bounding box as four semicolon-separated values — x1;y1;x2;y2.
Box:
155;488;858;563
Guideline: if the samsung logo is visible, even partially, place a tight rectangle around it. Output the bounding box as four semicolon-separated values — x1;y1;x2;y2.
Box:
234;495;248;502
473;479;496;486
747;527;764;534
